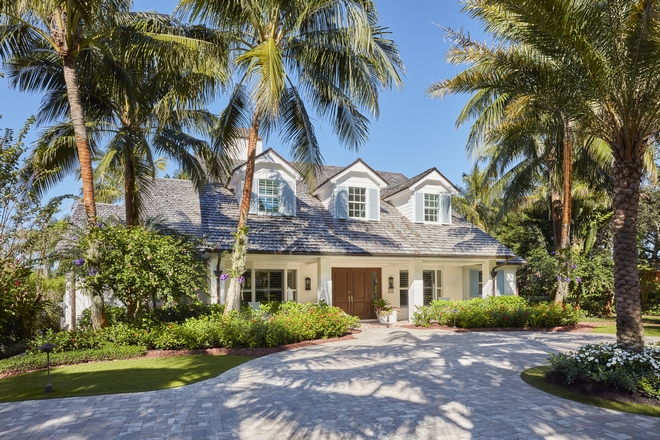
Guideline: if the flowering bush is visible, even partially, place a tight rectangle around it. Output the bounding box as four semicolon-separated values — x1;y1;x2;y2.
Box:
412;296;582;328
548;343;660;399
28;302;359;351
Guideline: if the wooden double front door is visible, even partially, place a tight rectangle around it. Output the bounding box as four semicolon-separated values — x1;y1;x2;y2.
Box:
332;268;381;319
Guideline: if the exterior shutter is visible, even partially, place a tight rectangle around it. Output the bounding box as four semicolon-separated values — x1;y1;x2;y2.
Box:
248;180;258;214
368;188;379;221
469;270;480;297
441;194;451;224
496;271;505;296
280;180;296;216
414;191;424;223
335;186;348;219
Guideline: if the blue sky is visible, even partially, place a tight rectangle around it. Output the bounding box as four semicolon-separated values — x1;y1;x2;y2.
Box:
0;1;487;211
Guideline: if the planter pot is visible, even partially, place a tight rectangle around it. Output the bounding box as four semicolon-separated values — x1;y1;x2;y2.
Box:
377;316;388;324
389;311;398;323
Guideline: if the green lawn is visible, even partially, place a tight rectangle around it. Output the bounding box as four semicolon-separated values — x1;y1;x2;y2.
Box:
0;354;252;403
591;324;660;337
521;366;660;418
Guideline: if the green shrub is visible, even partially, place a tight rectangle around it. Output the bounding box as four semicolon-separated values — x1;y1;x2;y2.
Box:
548;343;660;399
28;329;106;353
0;344;146;376
412;297;582;328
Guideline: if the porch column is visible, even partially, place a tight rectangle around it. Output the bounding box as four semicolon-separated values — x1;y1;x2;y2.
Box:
317;256;332;305
482;260;496;297
409;259;424;312
219;258;227;305
208;254;219;304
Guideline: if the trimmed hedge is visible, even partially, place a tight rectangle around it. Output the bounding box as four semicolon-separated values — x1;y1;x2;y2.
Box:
0;344;146;376
412;296;582;328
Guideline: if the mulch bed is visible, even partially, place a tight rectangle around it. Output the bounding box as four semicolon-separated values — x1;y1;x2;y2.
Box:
143;330;360;359
545;371;660;407
401;321;612;333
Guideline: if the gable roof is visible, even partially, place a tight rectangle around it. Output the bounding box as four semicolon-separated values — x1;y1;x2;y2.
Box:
382;167;460;199
313;158;389;195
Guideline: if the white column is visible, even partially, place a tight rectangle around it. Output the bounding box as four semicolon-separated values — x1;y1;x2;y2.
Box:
482;260;496;297
208;254;219;304
317;256;332;305
409;259;424;312
219;258;227;305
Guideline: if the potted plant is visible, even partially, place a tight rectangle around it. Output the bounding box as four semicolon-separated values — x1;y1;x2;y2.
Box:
376;307;391;323
389;306;400;323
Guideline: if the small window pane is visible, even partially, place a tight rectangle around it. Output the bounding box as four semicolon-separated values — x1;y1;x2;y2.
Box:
422;270;434;305
424;194;439;223
258;180;280;214
399;270;409;306
348;187;366;218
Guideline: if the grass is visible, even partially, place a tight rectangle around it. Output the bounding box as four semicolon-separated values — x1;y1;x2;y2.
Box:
521;366;660;418
0;354;252;403
591;324;660;337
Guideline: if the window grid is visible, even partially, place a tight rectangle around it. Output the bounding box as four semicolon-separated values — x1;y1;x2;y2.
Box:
258;179;280;213
348;187;366;218
424;194;439;222
399;270;409;306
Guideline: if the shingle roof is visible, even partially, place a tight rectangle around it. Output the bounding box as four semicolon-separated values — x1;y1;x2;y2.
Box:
71;166;516;260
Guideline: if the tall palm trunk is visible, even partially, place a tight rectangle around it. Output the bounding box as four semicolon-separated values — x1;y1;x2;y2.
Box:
124;150;137;226
223;115;261;315
555;123;573;304
612;155;645;351
62;56;97;223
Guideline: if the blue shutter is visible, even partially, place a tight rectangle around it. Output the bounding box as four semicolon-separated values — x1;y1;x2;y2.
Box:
368;188;379;221
335;186;348;219
441;194;451;224
469;270;481;297
280;180;295;216
249;179;258;214
414;192;424;223
496;271;505;296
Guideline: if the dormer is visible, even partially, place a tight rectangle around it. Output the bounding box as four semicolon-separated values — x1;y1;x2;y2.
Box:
227;149;300;217
313;159;388;221
383;168;459;224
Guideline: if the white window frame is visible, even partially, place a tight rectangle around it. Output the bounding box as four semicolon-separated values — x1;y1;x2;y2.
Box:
258;179;281;214
348;186;366;219
424;193;439;223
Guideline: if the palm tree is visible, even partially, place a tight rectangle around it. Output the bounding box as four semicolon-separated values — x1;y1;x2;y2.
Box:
0;0;139;222
431;0;660;351
11;14;229;226
178;0;405;313
452;163;497;232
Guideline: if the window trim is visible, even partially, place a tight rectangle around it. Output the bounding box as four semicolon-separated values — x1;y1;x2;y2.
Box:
257;179;281;215
424;193;440;223
348;186;367;219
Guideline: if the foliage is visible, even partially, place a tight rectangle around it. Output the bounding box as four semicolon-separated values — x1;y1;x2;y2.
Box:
638;184;660;268
412;296;582;328
548;343;660;400
0;344;146;377
0;119;67;346
62;225;208;322
25;302;358;352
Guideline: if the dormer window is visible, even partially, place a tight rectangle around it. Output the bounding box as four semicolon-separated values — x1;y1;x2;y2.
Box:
424;194;439;222
348;187;367;218
258;179;280;214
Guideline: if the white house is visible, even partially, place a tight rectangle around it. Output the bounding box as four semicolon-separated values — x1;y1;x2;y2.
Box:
63;146;522;327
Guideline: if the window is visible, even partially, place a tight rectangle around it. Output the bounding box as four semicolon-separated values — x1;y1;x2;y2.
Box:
286;269;297;301
258;179;280;214
470;270;483;297
422;270;443;305
255;270;283;302
399;270;409;306
240;269;252;304
348;187;366;218
424;194;439;222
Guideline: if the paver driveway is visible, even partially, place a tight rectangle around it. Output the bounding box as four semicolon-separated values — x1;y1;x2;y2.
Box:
1;328;658;439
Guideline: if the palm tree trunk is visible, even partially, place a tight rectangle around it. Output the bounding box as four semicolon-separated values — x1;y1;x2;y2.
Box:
62;56;97;223
555;124;573;304
124;150;136;226
223;115;261;315
612;156;645;351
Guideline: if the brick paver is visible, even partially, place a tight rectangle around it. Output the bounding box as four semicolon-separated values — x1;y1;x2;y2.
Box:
1;328;658;439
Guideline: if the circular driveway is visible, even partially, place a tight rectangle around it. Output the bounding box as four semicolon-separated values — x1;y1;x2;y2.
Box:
1;328;658;439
